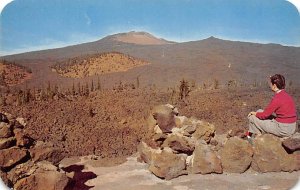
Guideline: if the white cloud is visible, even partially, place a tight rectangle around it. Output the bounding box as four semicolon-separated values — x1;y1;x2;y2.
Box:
0;0;13;15
286;0;300;15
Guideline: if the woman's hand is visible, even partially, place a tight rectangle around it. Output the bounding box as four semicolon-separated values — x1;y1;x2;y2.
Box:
248;111;257;117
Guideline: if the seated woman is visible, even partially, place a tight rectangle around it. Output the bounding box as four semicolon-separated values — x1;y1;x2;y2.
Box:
247;74;297;139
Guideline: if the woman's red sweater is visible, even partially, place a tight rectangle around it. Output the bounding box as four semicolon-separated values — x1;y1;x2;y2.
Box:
256;90;297;123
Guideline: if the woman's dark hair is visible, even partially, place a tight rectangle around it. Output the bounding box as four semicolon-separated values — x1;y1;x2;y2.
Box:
270;74;285;89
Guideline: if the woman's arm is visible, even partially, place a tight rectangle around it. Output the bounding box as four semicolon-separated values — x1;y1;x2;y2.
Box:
255;98;279;119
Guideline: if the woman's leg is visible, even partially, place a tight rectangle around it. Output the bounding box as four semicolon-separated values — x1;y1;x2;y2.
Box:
247;115;280;136
277;122;297;137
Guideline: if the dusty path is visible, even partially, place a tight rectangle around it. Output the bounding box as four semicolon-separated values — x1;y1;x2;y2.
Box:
59;155;300;190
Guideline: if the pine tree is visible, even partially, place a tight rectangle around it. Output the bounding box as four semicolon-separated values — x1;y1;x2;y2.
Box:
136;75;140;89
91;79;94;92
179;79;191;101
97;77;101;91
85;82;89;96
78;82;81;96
72;82;76;95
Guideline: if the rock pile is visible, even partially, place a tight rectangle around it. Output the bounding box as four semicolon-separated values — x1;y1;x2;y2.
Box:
138;104;300;180
0;112;68;190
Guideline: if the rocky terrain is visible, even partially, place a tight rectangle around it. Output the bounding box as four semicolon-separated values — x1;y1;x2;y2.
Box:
51;52;150;78
1;87;299;159
0;60;32;87
0;112;70;190
1;31;300;189
138;104;300;180
1;103;299;189
2;31;300;90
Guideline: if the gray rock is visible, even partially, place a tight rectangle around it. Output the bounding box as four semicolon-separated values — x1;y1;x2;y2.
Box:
162;134;194;155
137;141;161;164
188;142;222;174
252;134;300;172
192;121;215;143
220;137;253;173
149;149;187;180
152;105;177;133
282;133;300;152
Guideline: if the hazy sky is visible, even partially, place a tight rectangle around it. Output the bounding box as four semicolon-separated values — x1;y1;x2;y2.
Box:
0;0;300;55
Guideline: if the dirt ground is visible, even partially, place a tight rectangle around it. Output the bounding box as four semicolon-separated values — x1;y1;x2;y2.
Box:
59;155;300;190
1;87;300;160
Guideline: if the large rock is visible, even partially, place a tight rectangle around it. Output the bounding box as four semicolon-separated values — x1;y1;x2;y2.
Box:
148;149;187;180
192;121;215;143
137;141;162;164
282;133;300;153
162;134;195;155
8;160;58;185
0;147;28;169
210;134;229;152
0;122;12;138
29;141;63;165
220;137;253;173
7;161;37;184
174;116;188;128
151;105;177;133
252;134;300;172
14;170;69;190
0;137;16;150
13;128;33;147
188;142;222;174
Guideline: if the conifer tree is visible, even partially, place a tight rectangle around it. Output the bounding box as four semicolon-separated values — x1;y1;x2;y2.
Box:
91;79;94;92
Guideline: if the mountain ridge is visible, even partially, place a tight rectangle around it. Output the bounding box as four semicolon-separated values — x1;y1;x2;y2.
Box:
2;31;298;61
1;31;300;89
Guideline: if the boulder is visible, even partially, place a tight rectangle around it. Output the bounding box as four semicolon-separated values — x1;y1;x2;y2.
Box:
148;149;187;180
210;134;229;152
152;105;177;133
0;147;28;169
0;137;16;150
147;114;157;132
14;170;69;190
282;133;300;153
162;134;195;155
152;133;167;147
188;142;222;174
137;141;162;164
252;134;300;172
13;128;33;147
29;141;63;165
192;121;215;143
220;137;253;173
182;124;197;136
7;161;37;184
174;116;188;128
226;128;246;138
0;122;12;138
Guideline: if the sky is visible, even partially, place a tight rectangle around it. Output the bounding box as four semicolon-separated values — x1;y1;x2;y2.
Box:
0;0;300;56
